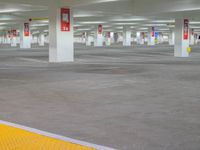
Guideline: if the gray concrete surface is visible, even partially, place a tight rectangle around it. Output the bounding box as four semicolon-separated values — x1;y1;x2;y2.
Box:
0;44;200;150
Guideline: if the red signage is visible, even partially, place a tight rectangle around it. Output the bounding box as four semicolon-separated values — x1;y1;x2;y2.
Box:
152;27;155;37
183;19;189;40
61;8;70;32
24;23;30;36
98;25;103;34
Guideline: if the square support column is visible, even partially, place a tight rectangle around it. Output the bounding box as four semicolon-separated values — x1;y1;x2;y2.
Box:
175;19;190;57
190;29;195;45
20;23;31;49
105;32;111;46
94;25;104;47
148;27;155;46
123;26;132;46
49;5;74;62
39;33;45;46
169;30;175;45
86;32;93;46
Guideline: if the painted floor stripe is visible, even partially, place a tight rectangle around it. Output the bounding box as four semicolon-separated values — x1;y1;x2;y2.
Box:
0;120;116;150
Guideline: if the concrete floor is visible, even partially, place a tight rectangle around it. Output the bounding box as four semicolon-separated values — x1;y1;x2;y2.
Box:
0;44;200;150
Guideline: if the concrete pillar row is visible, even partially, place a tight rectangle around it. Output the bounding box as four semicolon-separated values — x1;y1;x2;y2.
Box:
174;18;190;57
49;4;74;62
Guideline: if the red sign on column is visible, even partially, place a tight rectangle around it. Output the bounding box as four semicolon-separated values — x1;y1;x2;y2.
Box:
183;19;189;40
61;8;70;32
24;23;30;36
152;27;155;37
98;25;103;34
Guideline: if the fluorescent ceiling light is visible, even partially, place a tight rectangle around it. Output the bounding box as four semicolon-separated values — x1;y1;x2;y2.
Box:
144;24;167;27
0;23;7;25
112;17;148;22
151;20;175;23
190;21;200;24
78;21;106;24
113;23;138;25
0;9;20;13
31;24;48;27
190;26;200;29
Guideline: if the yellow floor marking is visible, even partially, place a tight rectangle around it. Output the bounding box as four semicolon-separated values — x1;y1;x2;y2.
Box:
0;124;95;150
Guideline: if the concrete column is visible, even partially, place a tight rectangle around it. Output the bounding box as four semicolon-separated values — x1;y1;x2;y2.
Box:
148;27;155;45
175;19;190;57
189;29;195;45
105;32;111;46
110;32;114;44
6;35;11;44
20;23;31;49
11;37;17;47
136;32;145;45
194;33;198;45
94;25;104;47
114;33;119;43
86;32;93;46
169;30;175;45
39;33;45;46
123;26;132;46
45;34;49;44
49;5;74;62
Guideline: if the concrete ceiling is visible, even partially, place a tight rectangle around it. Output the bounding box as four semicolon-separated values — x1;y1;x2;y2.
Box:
0;0;200;35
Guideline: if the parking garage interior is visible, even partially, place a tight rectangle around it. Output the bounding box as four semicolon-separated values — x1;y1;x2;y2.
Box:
0;0;200;150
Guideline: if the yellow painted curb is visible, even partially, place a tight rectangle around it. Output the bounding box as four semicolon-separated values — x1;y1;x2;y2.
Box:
0;124;95;150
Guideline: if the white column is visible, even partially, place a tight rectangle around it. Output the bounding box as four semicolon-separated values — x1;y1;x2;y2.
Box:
49;5;74;62
86;32;93;46
169;30;175;45
158;32;164;44
148;27;155;46
136;32;145;45
194;34;198;45
110;32;114;44
20;23;31;49
81;32;87;44
189;29;195;45
175;19;190;57
105;32;111;46
123;26;132;46
11;37;17;47
39;33;45;46
94;25;104;47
